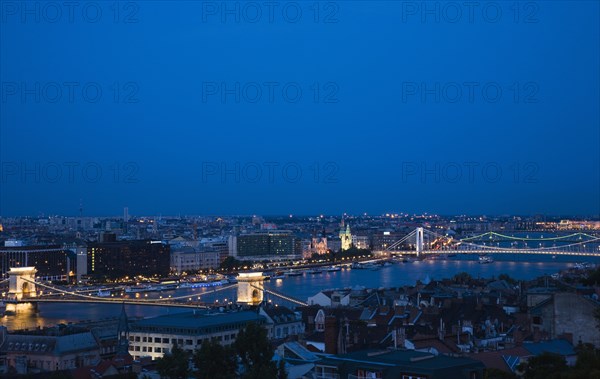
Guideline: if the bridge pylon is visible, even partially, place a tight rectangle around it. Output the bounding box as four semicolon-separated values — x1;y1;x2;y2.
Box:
7;267;37;301
237;272;265;306
416;227;424;257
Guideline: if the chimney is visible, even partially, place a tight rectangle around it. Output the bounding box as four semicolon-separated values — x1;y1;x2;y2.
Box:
397;327;406;349
325;315;338;354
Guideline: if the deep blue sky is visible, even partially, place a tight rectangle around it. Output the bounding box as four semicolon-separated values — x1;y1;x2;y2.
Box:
1;1;599;217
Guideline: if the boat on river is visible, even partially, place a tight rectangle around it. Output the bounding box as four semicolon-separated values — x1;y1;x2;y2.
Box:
285;269;303;277
97;288;111;297
479;255;494;264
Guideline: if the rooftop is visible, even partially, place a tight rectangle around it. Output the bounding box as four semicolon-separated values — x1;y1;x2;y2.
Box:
317;348;486;379
131;310;265;330
522;339;576;356
1;332;98;355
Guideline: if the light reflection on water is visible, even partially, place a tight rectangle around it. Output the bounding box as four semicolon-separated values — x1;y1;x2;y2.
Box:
2;255;597;331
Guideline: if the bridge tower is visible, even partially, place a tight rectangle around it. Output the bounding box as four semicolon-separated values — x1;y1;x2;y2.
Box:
237;272;265;306
7;267;37;301
416;228;424;257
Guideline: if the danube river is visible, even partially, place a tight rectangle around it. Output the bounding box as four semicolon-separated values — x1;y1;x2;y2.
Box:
2;254;598;331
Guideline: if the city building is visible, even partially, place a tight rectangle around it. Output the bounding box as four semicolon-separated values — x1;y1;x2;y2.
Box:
351;234;370;249
0;245;76;280
128;310;267;360
328;238;342;253
235;231;302;260
0;326;101;374
311;236;328;255
86;240;170;280
200;237;229;263
470;339;577;375
228;235;238;258
313;349;485;379
4;240;24;247
259;305;304;340
301;239;313;258
372;230;409;251
170;246;221;274
307;290;351;307
529;292;600;347
74;246;87;282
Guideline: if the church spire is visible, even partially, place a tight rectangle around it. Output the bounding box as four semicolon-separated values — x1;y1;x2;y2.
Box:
116;303;130;356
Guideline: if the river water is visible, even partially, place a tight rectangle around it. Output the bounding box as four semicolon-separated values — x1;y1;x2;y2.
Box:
2;254;598;331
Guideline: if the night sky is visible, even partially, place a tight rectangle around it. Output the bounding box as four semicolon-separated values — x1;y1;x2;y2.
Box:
1;1;598;217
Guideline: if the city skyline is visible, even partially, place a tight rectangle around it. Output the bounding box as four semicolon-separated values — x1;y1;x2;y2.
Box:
1;210;600;219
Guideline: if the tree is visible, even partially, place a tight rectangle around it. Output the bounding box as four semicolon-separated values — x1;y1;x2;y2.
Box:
156;344;190;379
593;308;600;333
453;272;472;285
235;322;278;379
484;368;517;379
583;268;600;286
498;274;517;285
568;342;600;378
193;338;237;379
277;359;288;379
220;256;242;271
519;352;567;379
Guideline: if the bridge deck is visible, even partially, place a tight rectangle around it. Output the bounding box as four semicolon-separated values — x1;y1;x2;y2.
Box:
379;250;600;257
5;298;211;308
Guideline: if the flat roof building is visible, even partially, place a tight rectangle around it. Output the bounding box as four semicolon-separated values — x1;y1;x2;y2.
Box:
87;240;170;280
236;231;302;260
128;310;266;360
0;245;75;280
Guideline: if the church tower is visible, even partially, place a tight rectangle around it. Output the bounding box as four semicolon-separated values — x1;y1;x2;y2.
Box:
339;224;352;251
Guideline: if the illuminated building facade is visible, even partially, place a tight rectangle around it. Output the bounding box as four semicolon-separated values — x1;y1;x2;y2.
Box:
236;231;301;259
339;224;352;251
0;245;75;279
87;240;170;280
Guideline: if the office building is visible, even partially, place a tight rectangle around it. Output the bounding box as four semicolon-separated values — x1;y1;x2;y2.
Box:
236;231;301;260
0;245;75;280
170;247;221;274
127;310;267;360
86;240;170;280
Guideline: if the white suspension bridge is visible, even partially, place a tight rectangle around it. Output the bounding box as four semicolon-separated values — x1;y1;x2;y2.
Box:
381;228;600;257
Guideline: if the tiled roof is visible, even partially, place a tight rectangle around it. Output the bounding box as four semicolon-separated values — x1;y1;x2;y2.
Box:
1;332;98;355
469;346;531;372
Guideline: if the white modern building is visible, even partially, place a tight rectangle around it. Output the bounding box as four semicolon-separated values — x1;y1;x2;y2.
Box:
128;310;267;360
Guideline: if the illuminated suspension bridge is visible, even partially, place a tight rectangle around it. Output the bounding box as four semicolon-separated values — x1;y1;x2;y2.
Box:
382;228;600;257
0;270;307;310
